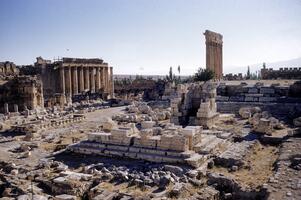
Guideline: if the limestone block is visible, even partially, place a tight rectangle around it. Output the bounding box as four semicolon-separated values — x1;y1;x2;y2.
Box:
128;146;140;153
111;128;132;137
293;117;301;127
106;145;129;151
216;96;229;102
137;153;161;162
260;87;275;94
185;154;206;168
88;132;111;142
254;118;272;134
238;107;252;119
161;156;184;163
133;137;158;148
181;127;196;136
244;97;258;102
101;117;117;131
141;121;155;129
140;128;153;138
229;96;244;102
245;93;264;97
124;152;137;159
258;97;277;102
140;148;165;155
248;88;258;94
107;150;124;157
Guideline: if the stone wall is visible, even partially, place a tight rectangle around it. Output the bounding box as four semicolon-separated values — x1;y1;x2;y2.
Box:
0;76;44;113
217;82;301;102
216;82;301;118
217;102;301;119
261;67;301;79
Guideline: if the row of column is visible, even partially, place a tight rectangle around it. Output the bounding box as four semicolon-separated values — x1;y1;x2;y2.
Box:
59;66;113;97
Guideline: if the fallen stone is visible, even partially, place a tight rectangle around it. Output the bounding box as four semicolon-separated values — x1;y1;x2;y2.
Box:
164;165;183;176
293;117;301;127
55;194;77;200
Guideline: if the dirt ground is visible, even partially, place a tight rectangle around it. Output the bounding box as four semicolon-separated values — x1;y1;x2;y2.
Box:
210;142;279;189
0;106;126;168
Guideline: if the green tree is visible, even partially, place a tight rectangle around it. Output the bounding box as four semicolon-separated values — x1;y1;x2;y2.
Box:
193;68;214;82
246;66;251;79
165;66;176;83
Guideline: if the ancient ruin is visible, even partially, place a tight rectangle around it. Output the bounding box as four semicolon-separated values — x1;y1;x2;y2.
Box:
0;3;300;199
35;57;114;106
261;65;301;79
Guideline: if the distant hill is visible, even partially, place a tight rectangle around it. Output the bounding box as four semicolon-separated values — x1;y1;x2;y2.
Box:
224;57;301;75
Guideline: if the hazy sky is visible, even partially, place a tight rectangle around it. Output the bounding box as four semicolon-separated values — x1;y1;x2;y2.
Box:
1;0;301;75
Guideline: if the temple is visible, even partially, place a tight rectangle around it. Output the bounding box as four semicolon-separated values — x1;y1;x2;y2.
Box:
35;57;114;106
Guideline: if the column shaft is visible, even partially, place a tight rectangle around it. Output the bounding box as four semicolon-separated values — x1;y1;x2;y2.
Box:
72;67;78;94
104;67;108;93
84;67;90;90
90;68;95;93
96;67;101;92
79;67;84;92
110;67;114;97
59;66;65;94
65;67;72;96
100;67;105;90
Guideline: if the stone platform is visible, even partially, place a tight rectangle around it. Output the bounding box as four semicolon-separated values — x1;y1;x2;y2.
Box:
68;141;206;168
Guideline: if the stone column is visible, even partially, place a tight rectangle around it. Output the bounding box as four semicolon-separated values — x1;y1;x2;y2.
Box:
105;67;109;93
110;67;114;97
79;66;84;93
4;103;9;114
90;68;95;93
100;67;105;90
59;66;65;94
72;67;78;95
14;104;18;113
96;67;101;92
84;67;90;91
65;66;72;96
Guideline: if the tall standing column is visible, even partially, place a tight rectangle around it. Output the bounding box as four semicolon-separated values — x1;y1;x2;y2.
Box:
72;67;78;94
79;66;84;93
59;66;65;94
65;66;72;96
90;67;95;93
104;67;108;93
84;67;90;91
100;67;105;90
110;67;114;97
96;67;101;92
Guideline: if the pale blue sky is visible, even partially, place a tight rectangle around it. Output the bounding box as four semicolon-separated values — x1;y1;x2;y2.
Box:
0;0;300;75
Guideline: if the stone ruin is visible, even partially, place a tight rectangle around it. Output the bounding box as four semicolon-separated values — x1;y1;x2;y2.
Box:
0;61;19;77
0;76;44;114
69;119;207;168
170;81;219;128
261;66;301;79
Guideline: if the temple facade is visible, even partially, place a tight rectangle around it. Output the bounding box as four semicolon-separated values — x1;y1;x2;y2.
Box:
35;57;114;106
204;30;223;80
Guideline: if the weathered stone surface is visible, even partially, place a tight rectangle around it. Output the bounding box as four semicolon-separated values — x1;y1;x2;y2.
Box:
293;117;301;127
